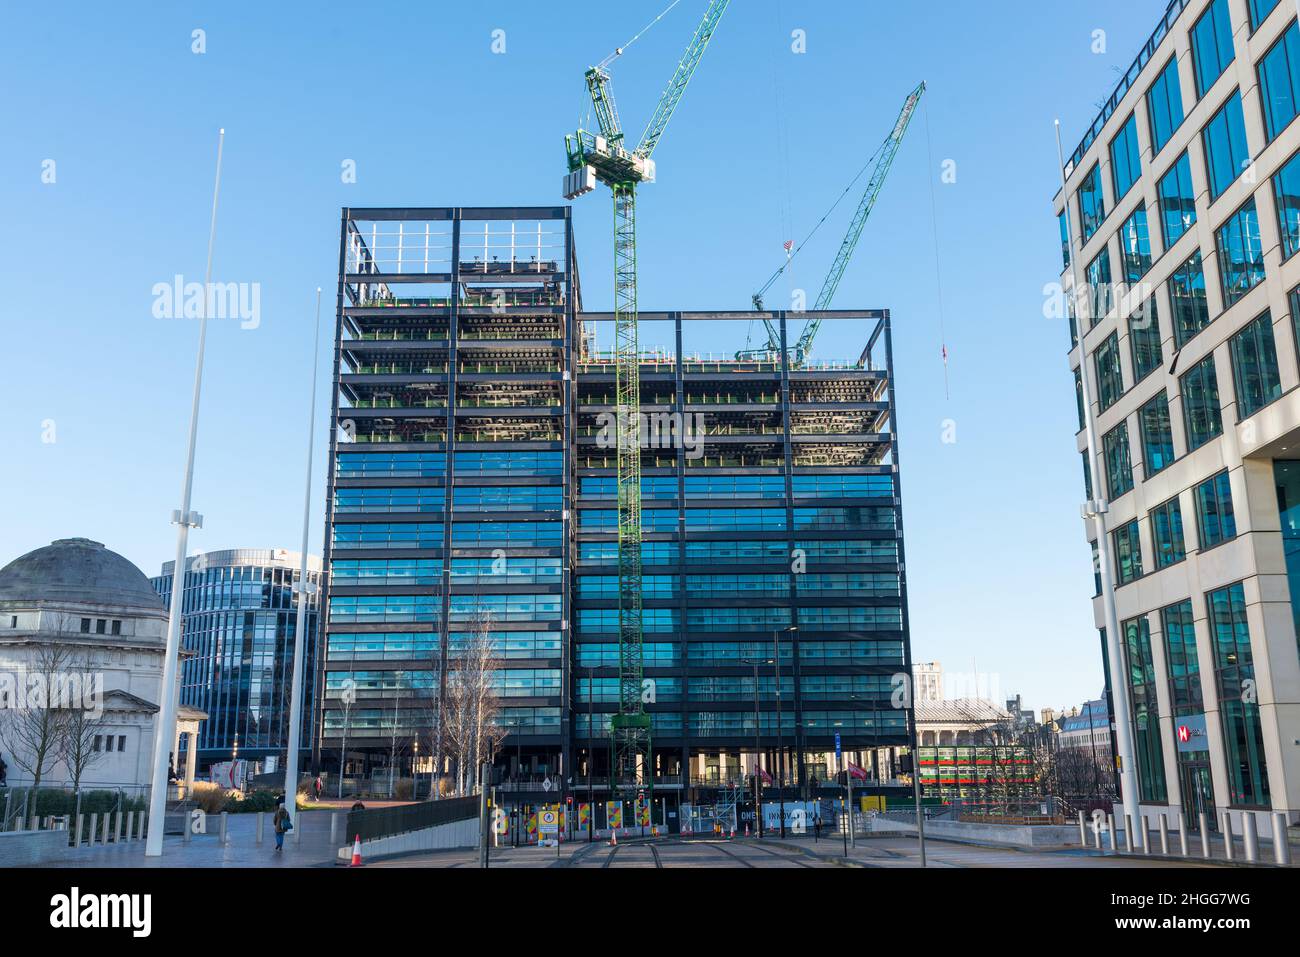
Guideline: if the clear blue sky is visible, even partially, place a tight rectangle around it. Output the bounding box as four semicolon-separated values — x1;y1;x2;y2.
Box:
0;1;1165;711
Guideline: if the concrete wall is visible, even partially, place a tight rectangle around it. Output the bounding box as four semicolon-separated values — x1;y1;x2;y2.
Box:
337;816;479;863
869;816;1080;848
0;829;69;866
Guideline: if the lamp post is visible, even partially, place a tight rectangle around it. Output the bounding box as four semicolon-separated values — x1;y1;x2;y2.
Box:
743;656;774;839
283;288;324;828
145;128;225;858
773;625;797;838
1054;120;1142;843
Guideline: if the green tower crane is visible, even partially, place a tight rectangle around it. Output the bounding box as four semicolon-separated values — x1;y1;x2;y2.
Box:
741;81;926;365
563;0;731;795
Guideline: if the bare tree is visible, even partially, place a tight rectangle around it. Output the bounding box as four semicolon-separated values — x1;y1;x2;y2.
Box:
0;643;75;823
445;613;501;794
57;654;108;792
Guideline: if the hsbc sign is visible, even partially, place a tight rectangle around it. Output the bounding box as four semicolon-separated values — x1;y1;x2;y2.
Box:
1174;714;1208;753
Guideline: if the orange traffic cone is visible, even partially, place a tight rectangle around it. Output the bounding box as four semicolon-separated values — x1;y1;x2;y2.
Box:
609;827;618;847
349;834;363;868
730;826;736;839
745;824;750;838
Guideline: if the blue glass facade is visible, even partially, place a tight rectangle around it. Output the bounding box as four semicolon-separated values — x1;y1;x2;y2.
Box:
320;207;912;801
152;549;324;767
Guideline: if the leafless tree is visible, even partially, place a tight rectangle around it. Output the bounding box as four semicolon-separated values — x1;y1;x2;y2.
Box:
57;654;108;792
445;613;501;795
0;643;75;822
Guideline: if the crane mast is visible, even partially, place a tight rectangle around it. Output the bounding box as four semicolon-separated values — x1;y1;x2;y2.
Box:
563;0;731;796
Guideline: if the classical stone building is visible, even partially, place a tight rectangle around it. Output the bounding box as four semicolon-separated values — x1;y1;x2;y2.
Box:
0;538;204;796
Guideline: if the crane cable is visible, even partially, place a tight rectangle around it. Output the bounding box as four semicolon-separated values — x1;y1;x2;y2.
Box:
922;95;951;400
597;0;684;70
754;136;889;305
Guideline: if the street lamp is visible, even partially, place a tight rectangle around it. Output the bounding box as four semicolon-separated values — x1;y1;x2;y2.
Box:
742;656;774;839
773;625;797;839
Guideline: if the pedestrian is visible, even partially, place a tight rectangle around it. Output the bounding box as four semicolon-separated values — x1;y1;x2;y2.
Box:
313;775;323;801
814;813;821;842
273;801;292;852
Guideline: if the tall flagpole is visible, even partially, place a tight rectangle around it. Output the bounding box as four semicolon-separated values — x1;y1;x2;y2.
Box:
284;287;325;825
146;128;226;857
1054;120;1142;846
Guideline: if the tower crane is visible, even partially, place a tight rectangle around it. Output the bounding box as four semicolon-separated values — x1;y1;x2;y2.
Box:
740;81;925;365
563;0;731;794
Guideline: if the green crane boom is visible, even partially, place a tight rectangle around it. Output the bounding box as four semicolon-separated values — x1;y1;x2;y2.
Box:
563;0;731;795
743;82;925;365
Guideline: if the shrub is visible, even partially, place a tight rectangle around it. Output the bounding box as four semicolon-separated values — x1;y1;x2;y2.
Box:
189;782;230;815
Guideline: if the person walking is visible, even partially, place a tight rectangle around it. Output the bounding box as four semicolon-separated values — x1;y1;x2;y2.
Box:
313;775;323;801
273;801;292;852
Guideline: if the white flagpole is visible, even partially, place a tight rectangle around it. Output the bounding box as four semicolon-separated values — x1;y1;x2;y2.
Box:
1054;120;1143;846
146;128;225;857
283;287;325;825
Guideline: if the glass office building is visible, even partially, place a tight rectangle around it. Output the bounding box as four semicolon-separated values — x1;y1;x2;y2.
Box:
153;548;324;770
320;206;914;815
1058;0;1300;836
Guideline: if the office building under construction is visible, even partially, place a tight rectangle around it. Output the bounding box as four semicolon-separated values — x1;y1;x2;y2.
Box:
317;205;915;825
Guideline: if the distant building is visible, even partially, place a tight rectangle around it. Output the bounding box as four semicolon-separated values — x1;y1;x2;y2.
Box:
912;661;944;704
152;548;323;773
915;697;1011;747
1058;699;1113;764
0;538;205;795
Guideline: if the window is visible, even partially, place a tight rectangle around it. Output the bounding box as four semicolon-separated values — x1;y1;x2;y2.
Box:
1078;163;1107;242
1082;450;1094;499
1216;198;1265;306
1103;421;1134;499
1191;0;1235;98
1162;599;1203;714
1195;470;1238;548
1094;332;1123;410
1139;391;1175;475
1120;205;1152;282
1150;495;1187;567
1147;57;1185;156
1059;210;1071;269
118;735;126;752
1249;0;1281;30
1110;113;1142;201
92;736;102;752
80;618;91;634
1073;368;1086;431
1181;353;1223;450
1086;246;1113;323
1129;300;1162;381
1170;250;1211;346
95;619;106;634
1206;582;1271;806
111;620;121;636
1229;311;1282;416
1113;520;1143;584
1123;616;1168;802
1158;152;1197;247
1272;149;1300;259
105;736;115;753
1258;21;1300;141
1202;92;1250;201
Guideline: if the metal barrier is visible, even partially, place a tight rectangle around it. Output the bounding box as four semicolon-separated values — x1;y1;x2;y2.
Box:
345;796;480;843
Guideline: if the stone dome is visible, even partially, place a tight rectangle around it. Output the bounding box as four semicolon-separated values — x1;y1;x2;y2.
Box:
0;538;167;617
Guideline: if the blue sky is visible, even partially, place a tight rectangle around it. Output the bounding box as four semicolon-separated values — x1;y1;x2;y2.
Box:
0;1;1166;710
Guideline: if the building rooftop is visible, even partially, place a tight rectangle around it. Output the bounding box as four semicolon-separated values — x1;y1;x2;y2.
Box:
0;538;167;617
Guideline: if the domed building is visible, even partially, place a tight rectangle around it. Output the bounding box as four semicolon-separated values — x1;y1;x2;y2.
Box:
0;538;205;796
